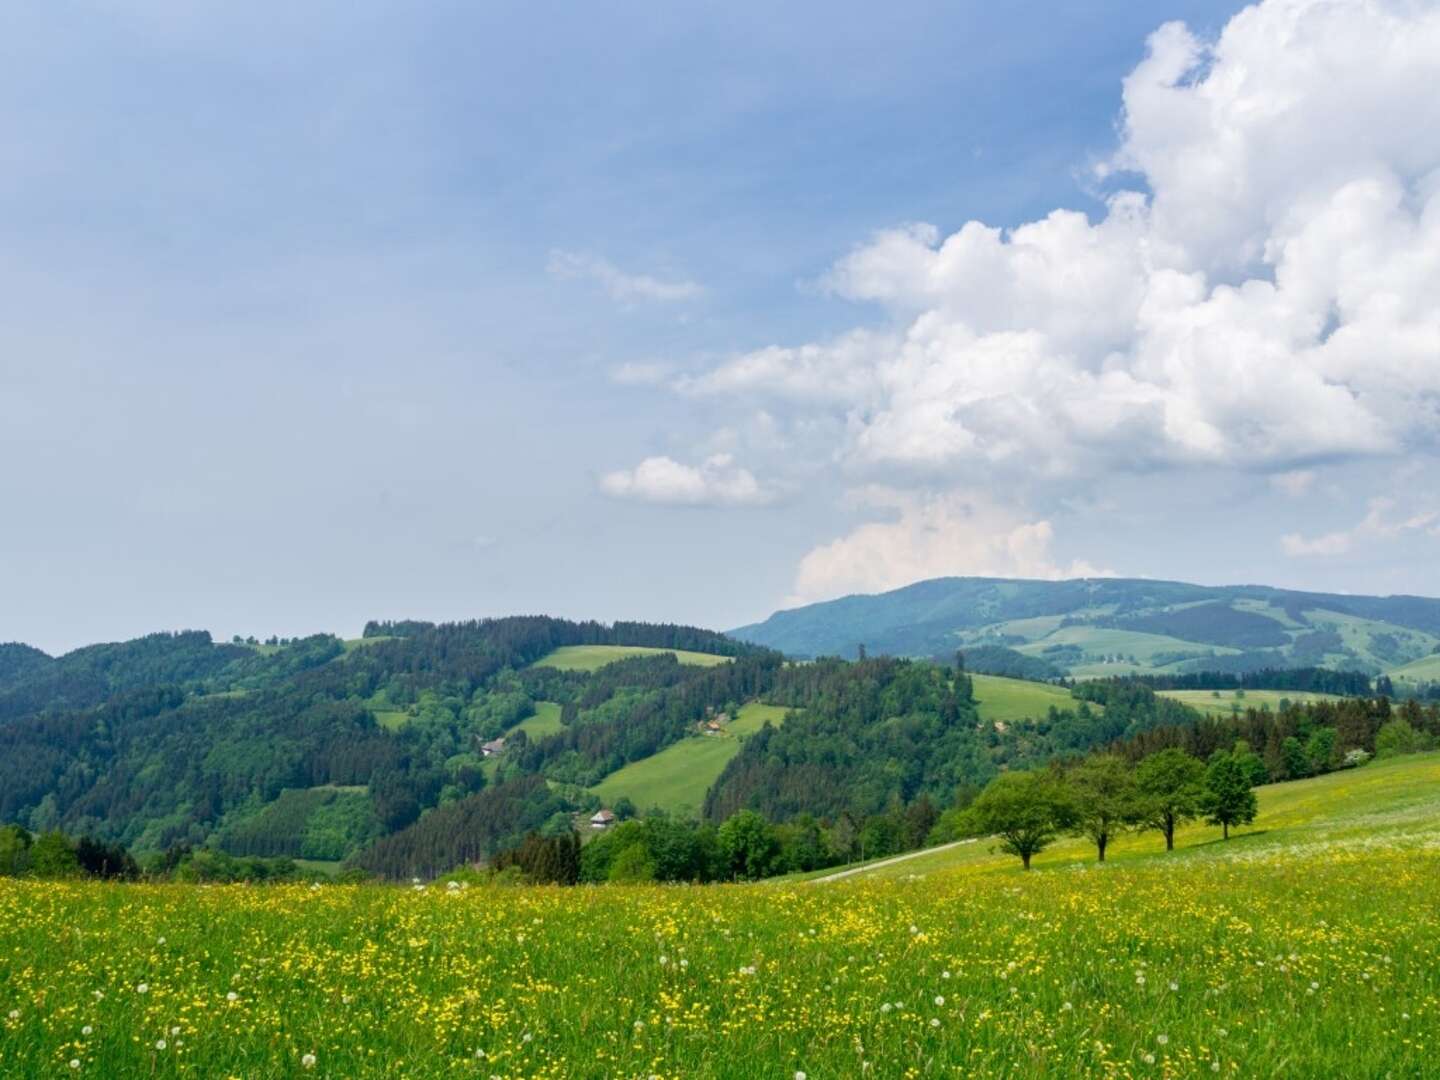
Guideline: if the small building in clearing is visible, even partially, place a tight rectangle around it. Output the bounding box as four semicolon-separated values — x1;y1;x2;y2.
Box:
590;809;616;830
480;738;506;757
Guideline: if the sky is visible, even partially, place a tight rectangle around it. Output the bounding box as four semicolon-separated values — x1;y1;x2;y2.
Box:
2;0;1438;654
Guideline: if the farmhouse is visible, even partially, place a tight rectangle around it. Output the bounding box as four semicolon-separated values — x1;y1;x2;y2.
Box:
590;809;616;830
480;738;506;757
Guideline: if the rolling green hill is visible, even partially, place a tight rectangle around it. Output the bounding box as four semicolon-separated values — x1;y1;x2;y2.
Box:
820;751;1440;883
1388;653;1440;685
731;575;1440;679
969;673;1079;723
533;645;736;672
590;702;789;815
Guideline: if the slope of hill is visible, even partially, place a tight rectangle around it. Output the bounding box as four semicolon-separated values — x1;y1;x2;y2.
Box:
970;673;1082;724
1158;688;1345;717
590;702;788;815
820;750;1440;882
732;575;1440;678
0;617;770;867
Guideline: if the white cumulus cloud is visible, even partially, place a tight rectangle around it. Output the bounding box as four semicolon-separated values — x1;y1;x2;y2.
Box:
599;454;771;507
679;0;1440;482
548;250;703;303
787;489;1109;605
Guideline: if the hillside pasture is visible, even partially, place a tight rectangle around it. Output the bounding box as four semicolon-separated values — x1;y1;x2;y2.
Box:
590;702;788;815
826;751;1440;883
531;645;734;672
1388;652;1440;685
506;700;565;740
969;673;1077;724
1159;688;1346;717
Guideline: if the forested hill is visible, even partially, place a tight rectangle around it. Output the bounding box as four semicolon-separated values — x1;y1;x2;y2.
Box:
731;576;1440;681
0;617;771;863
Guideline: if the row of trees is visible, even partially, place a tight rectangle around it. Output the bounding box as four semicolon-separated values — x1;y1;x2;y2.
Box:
960;746;1262;869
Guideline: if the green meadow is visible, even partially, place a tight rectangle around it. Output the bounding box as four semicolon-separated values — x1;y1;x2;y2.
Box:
969;673;1080;723
590;702;789;814
531;645;736;672
1159;688;1346;717
3;754;1436;1078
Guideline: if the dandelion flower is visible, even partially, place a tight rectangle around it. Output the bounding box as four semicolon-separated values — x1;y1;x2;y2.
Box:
795;1072;807;1080
1156;1034;1169;1045
301;1053;317;1069
226;992;238;1002
170;1026;180;1036
1061;1002;1073;1012
1169;981;1179;991
1142;1052;1155;1064
82;1025;93;1036
155;1039;167;1051
6;1010;17;1020
930;1018;940;1028
69;1061;80;1071
136;984;149;995
934;995;945;1006
941;970;951;979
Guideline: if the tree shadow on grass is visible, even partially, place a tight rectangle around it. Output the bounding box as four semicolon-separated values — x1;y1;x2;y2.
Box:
1186;829;1272;851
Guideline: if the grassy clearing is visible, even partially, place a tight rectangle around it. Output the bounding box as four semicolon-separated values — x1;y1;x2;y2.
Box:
531;645;734;672
970;674;1078;723
1014;625;1242;665
372;710;410;731
3;756;1437;1077
591;703;789;815
507;701;565;740
1159;688;1345;717
1389;653;1440;684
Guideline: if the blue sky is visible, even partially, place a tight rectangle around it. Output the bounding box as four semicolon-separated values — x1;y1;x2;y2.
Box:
3;0;1438;653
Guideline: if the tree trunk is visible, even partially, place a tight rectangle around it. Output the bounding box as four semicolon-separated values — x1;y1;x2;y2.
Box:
1164;816;1175;851
1097;834;1107;863
1021;851;1032;870
1223;821;1229;840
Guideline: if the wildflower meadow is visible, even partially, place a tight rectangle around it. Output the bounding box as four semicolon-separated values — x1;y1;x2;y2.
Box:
3;755;1438;1078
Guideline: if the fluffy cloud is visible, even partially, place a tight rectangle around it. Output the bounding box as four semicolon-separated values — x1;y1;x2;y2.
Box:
599;454;770;506
1281;497;1440;557
548;250;702;302
680;0;1440;481
788;489;1108;605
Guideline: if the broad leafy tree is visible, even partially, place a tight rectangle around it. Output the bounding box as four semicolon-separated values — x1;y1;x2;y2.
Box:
1202;753;1258;840
1133;749;1206;851
965;771;1075;870
1067;754;1135;862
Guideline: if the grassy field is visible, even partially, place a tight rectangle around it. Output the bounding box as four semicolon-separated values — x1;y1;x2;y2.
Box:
3;754;1437;1077
970;673;1078;723
372;709;410;731
591;703;789;815
507;701;565;740
1159;688;1345;717
1389;653;1440;684
532;645;735;672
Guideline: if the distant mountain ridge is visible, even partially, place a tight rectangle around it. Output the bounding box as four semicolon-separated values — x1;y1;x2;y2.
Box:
730;577;1440;679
